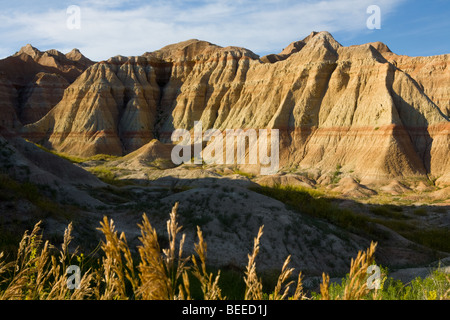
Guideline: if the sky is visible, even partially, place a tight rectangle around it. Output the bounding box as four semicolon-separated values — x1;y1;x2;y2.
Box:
0;0;449;61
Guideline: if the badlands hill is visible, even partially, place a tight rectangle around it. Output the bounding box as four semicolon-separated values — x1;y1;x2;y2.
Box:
0;33;449;278
14;31;449;187
0;44;94;128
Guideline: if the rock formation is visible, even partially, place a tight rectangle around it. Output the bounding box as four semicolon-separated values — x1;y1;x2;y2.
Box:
0;128;105;208
0;44;94;126
0;72;19;129
379;45;450;118
6;32;449;186
20;72;70;125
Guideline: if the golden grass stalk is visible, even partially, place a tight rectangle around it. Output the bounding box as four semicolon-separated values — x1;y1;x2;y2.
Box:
0;252;14;299
46;255;71;300
0;203;392;301
60;222;73;268
179;270;191;300
46;222;77;300
0;221;94;300
0;222;44;299
191;226;223;300
244;226;264;300
30;240;52;299
163;202;190;295
135;212;168;299
0;252;11;279
320;273;330;300
119;232;138;293
97;216;130;300
270;255;295;300
342;241;377;300
46;256;95;300
320;241;378;300
47;222;94;300
291;271;306;300
136;202;189;300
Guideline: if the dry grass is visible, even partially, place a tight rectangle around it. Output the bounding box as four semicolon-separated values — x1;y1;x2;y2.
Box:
344;241;378;300
320;273;330;300
243;226;264;300
0;203;448;300
190;226;223;300
319;241;379;300
242;226;303;300
445;276;450;300
0;222;95;300
135;202;190;300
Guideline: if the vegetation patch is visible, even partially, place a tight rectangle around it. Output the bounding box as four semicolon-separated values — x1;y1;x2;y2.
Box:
331;164;342;184
0;173;63;219
250;184;450;254
233;168;255;179
86;166;133;187
0;205;448;300
370;204;407;219
30;142;119;164
248;184;380;239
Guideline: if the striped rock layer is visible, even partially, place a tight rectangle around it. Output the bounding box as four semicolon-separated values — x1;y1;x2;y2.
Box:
0;44;94;127
19;32;450;185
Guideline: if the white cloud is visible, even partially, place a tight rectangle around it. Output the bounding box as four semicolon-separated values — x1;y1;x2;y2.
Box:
0;0;405;61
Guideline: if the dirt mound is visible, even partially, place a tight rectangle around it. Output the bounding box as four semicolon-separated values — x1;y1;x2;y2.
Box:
255;173;315;188
332;177;377;198
380;180;412;195
116;139;175;169
414;181;432;192
429;186;450;201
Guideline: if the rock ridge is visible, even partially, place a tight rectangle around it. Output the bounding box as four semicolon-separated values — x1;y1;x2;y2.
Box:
8;32;450;185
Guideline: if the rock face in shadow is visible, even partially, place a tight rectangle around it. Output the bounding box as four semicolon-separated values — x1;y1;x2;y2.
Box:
20;73;70;125
0;73;19;129
0;44;94;126
0;129;106;208
4;32;448;186
381;49;450;118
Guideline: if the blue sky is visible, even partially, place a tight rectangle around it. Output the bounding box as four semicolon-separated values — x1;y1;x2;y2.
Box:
0;0;449;61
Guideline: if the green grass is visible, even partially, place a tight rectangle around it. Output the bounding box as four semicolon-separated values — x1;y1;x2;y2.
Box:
311;266;450;300
30;141;120;164
370;217;450;253
86;166;133;187
403;228;450;253
413;207;428;216
379;268;450;300
249;184;380;239
233;169;255;179
0;173;63;218
331;164;342;184
370;204;407;219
